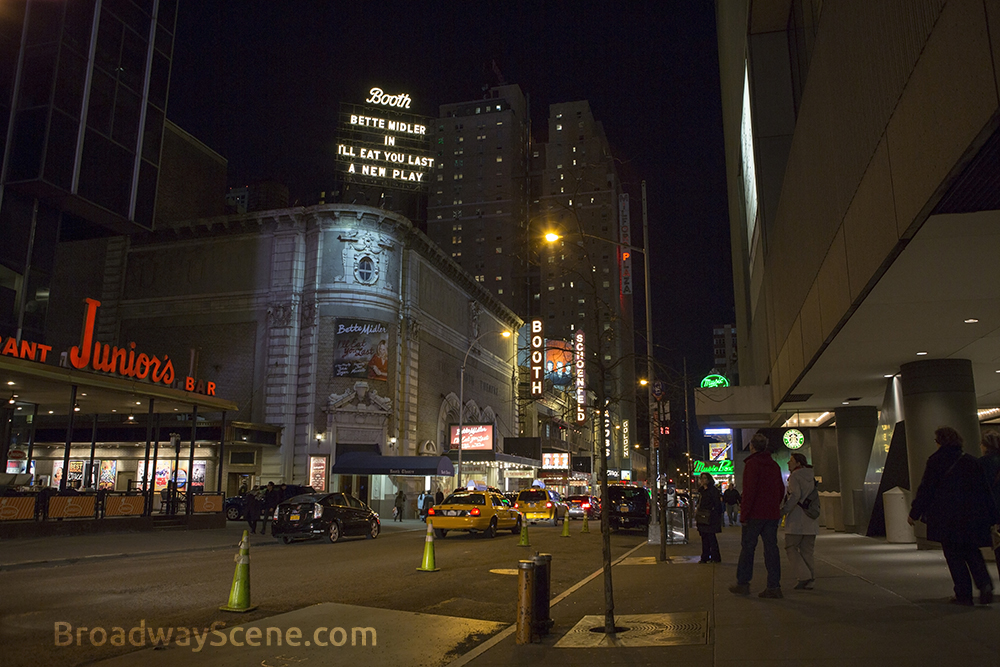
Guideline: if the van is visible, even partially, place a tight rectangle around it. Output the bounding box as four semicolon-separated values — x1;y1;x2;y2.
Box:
606;484;650;530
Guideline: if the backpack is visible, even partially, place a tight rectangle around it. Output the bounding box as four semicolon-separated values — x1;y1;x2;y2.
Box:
797;480;821;520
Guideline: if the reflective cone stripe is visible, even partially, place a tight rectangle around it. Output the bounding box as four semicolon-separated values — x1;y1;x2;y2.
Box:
417;520;440;572
220;530;258;612
517;513;530;547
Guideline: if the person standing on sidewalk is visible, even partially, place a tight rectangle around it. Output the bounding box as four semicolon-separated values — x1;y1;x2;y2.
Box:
730;431;785;599
261;482;280;535
781;453;819;590
696;472;723;563
393;489;406;522
908;426;997;606
244;490;261;534
723;484;741;526
979;430;1000;582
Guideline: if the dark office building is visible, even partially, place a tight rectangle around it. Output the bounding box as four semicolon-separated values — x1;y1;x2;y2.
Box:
0;0;177;340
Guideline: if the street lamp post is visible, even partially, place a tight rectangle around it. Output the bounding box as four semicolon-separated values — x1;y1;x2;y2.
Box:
456;329;511;490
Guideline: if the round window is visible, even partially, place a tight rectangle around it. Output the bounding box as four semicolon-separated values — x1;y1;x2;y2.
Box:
357;256;375;283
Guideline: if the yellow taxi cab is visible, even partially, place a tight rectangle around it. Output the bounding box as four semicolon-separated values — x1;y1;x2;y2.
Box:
514;487;568;525
427;486;521;538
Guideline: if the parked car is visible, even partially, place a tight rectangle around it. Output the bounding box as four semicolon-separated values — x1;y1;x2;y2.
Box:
428;489;521;538
224;484;314;520
566;494;599;519
514;487;568;525
607;484;651;531
271;492;379;544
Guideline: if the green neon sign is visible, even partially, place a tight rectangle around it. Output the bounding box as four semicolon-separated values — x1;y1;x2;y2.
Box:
700;374;730;388
783;429;805;450
693;460;734;475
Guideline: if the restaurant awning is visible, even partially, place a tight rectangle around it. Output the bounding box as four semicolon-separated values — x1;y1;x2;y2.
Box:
331;451;455;476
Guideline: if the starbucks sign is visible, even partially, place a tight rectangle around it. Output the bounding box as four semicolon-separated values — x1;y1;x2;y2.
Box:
783;429;805;450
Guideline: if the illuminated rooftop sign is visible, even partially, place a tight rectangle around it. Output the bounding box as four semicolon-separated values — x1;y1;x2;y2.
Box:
700;374;730;388
335;87;432;192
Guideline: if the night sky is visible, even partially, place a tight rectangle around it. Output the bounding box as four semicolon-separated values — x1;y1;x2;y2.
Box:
168;2;733;381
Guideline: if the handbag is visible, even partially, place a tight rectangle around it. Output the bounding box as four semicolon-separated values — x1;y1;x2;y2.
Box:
695;508;713;525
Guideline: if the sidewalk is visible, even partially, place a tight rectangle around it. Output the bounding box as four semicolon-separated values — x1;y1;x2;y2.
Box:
0;518;426;571
455;525;1000;667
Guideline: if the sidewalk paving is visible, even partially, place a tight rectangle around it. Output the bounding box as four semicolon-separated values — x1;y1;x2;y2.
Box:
456;524;1000;667
0;519;426;571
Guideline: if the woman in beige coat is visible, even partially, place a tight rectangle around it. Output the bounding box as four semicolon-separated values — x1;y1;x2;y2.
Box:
781;453;820;590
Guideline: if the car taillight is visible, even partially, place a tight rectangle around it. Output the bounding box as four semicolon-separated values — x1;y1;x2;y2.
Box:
470;507;481;516
514;502;519;509
582;503;590;509
314;503;323;517
546;501;552;508
428;507;436;516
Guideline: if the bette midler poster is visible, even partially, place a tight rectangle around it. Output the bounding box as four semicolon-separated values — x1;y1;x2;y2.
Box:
333;319;390;380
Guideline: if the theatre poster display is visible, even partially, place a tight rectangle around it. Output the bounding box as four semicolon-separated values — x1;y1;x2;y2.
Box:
449;424;494;450
333;319;390;380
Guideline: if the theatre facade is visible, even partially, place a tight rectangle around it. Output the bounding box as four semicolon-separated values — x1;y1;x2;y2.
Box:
41;203;523;519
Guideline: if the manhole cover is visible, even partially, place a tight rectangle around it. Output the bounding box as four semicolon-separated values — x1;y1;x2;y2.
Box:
489;568;519;575
554;612;708;648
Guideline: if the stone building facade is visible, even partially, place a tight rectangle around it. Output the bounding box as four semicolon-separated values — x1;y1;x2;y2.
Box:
53;203;521;513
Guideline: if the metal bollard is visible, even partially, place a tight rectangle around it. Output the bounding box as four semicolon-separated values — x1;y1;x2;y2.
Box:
531;553;553;635
516;560;536;644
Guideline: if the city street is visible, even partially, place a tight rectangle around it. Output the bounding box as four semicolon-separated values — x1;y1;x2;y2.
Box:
0;520;646;666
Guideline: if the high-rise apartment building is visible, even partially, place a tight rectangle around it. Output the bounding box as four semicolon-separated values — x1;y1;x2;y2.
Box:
532;100;636;473
713;324;738;382
0;0;177;340
426;85;530;317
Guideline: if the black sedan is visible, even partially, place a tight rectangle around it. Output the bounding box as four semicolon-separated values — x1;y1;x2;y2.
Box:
271;492;380;544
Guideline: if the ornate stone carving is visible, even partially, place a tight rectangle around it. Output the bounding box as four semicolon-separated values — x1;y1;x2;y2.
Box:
336;231;394;286
469;300;481;338
326;381;393;413
418;440;439;456
266;302;295;327
301;300;318;327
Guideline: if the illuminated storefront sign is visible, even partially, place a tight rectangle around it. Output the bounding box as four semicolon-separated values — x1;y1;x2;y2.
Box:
542;453;569;469
604;413;612;459
783;429;805;450
336;87;432;190
700;374;730;388
574;330;586;423
619;194;632;295
693;460;735;475
1;298;218;396
530;320;544;396
449;424;494;450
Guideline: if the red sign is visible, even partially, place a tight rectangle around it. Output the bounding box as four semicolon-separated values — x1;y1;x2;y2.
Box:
449;424;494;450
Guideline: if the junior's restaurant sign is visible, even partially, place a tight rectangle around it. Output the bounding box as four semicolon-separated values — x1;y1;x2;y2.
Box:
449;424;494;450
0;298;219;397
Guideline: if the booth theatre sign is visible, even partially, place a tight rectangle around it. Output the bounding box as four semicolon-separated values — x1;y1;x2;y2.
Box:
0;298;218;396
336;87;432;190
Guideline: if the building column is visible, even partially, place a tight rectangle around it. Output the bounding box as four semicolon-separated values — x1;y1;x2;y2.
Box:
835;406;878;533
900;358;980;493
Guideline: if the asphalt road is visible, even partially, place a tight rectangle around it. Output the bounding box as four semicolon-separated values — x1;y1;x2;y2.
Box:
0;521;648;666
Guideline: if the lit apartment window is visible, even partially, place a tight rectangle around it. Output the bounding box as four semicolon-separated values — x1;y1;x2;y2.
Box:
556;113;563;119
452;252;461;257
573;159;577;166
453;174;463;180
556;124;562;131
496;104;501;111
497;121;503;125
578;298;585;304
496;247;502;254
436;214;443;219
556;164;562;169
602;281;610;288
533;151;539;158
496;156;503;162
452;236;462;244
560;187;564;194
572;146;577;152
560;173;564;180
458;136;464;142
568;199;572;206
497;289;503;295
495;276;502;281
548;286;555;291
452;224;462;231
437;174;443;181
570;282;575;288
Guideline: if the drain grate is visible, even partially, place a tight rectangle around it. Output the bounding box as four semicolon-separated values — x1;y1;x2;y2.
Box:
554;612;709;648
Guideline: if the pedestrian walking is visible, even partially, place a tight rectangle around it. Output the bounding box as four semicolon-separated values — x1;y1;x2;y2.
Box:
393;489;406;522
435;488;444;506
417;491;428;520
979;430;1000;582
723;484;741;526
781;453;819;590
244;490;261;534
730;431;785;599
908;426;998;606
695;473;723;563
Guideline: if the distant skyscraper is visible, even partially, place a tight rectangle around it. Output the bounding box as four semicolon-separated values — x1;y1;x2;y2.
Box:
0;0;177;339
713;324;738;383
426;85;530;317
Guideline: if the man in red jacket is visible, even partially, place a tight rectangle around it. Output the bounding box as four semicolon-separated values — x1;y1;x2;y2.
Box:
730;432;786;598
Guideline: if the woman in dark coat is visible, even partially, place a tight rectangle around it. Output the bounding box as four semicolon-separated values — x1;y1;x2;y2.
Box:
696;472;723;563
908;427;998;605
979;430;1000;582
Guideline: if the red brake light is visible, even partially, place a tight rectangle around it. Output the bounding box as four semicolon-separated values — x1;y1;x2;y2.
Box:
470;507;481;516
546;501;553;508
427;508;436;516
582;503;590;509
514;502;519;509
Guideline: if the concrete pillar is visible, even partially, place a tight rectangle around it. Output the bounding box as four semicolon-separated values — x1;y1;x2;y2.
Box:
835;406;878;533
900;358;980;491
